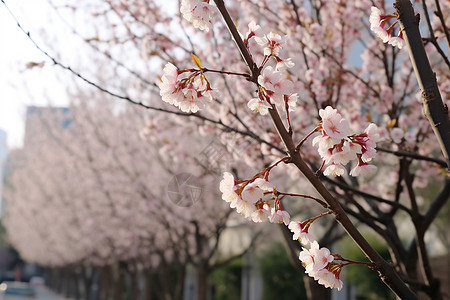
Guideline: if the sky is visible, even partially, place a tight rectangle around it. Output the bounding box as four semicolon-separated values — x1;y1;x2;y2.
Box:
0;0;69;149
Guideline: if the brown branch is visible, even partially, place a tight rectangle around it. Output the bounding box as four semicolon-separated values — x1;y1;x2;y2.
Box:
214;0;419;298
420;0;450;69
376;147;447;168
433;0;450;49
394;0;450;170
323;176;414;217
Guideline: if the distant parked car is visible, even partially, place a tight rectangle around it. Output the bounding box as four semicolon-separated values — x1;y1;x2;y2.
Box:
28;277;44;287
0;281;35;299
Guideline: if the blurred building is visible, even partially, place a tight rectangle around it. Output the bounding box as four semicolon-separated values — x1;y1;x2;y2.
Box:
0;128;7;216
24;106;70;147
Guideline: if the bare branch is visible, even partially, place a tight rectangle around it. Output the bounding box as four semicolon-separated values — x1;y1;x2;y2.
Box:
395;0;450;170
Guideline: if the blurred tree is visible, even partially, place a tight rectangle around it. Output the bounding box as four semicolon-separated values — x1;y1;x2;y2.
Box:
260;243;307;300
340;235;395;300
209;258;242;300
1;0;449;298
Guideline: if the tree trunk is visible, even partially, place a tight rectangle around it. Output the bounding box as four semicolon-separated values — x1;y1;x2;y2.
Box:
144;269;153;300
113;264;126;300
197;262;208;300
174;265;186;300
130;271;138;300
99;265;113;300
303;274;330;300
82;266;93;300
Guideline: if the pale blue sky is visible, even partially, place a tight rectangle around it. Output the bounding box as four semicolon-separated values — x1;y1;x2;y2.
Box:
0;0;69;149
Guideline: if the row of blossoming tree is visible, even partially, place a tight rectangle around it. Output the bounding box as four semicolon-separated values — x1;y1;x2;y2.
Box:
4;97;265;300
2;0;449;299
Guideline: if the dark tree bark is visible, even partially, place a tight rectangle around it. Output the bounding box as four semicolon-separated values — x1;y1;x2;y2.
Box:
394;0;450;170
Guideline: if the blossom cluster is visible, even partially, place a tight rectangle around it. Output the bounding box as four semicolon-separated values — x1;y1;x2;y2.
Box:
220;171;350;291
159;62;215;113
219;172;290;224
248;65;298;115
180;0;214;32
369;6;405;49
242;22;298;115
288;217;344;290
312;106;380;177
299;241;344;290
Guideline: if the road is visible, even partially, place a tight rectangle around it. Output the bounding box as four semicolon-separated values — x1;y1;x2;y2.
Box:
34;286;71;300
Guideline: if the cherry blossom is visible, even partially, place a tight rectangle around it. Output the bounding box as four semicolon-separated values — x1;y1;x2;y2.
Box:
245;21;262;39
369;6;405;49
288;221;313;245
319;106;350;142
159;62;215;113
388;32;406;49
323;163;346;177
314;265;344;291
312;107;379;177
255;31;288;57
269;207;291;225
180;0;214;32
159;62;182;105
369;7;392;42
390;127;404;144
299;241;334;275
247;97;272;115
298;241;345;290
6;0;449;298
241;181;265;204
219;172;236;199
219;173;277;222
350;162;377;177
250;203;271;223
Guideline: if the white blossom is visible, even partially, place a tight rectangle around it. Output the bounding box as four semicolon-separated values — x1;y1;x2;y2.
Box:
180;0;213;32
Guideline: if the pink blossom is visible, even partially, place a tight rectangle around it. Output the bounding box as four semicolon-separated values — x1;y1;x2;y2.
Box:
369;7;384;29
258;66;283;91
364;123;381;143
180;0;213;32
269;208;290;225
319;106;350;142
159;63;183;105
219;172;235;196
350;163;377;177
255;32;287;56
247;98;272;115
329;142;358;165
276;58;295;71
241;181;265;204
246;21;262;38
356;123;380;162
313;267;343;291
369;6;404;49
388;32;405;49
177;89;203;113
369;7;391;42
404;131;416;144
285;93;298;112
159;63;215;113
299;241;334;275
257;66;296;107
253;178;274;192
390;128;404;144
250;206;270;223
305;69;315;82
288;221;313;245
323;163;346;177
